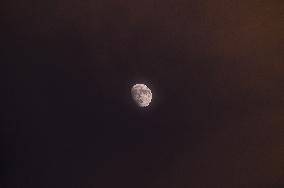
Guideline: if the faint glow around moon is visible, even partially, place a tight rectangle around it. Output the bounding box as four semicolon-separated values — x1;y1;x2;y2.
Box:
131;84;152;107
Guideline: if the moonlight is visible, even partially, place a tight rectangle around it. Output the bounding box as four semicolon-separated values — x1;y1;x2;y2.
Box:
131;84;152;107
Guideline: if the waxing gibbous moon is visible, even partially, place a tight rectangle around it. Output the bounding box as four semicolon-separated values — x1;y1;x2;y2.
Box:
131;84;152;107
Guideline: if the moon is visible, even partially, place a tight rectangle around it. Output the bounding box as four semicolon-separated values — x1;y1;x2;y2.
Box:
131;84;152;107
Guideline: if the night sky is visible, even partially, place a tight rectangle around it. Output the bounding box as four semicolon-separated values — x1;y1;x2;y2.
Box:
1;0;284;187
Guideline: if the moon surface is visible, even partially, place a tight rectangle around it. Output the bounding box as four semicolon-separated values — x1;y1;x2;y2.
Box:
131;84;152;107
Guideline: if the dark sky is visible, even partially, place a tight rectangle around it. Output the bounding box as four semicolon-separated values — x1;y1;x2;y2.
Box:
1;0;283;187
